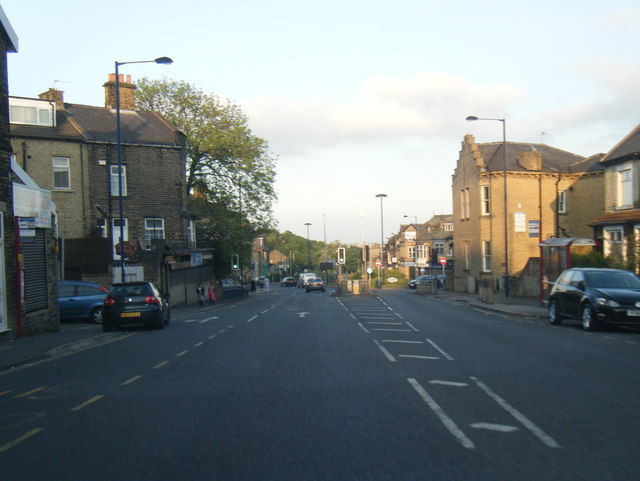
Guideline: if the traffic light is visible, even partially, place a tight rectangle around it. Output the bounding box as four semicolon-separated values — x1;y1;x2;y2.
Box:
232;254;239;270
337;247;346;265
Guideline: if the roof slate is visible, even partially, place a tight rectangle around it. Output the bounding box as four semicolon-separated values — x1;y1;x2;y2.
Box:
600;123;640;164
11;102;181;147
477;142;595;173
588;209;640;226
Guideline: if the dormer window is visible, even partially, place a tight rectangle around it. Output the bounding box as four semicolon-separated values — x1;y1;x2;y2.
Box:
9;98;55;126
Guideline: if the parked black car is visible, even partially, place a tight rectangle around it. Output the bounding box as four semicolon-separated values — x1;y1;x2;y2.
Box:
408;275;442;289
548;267;640;330
102;281;170;331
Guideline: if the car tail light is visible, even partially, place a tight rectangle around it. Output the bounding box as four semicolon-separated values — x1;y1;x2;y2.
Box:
103;297;115;307
98;286;109;293
145;296;160;304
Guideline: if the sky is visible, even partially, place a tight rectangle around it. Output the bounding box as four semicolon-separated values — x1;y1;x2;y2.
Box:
3;0;639;246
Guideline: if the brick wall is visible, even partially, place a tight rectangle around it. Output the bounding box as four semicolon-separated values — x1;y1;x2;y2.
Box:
88;143;188;250
0;32;18;333
11;138;91;238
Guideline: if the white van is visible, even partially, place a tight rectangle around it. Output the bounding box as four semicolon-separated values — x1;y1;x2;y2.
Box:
297;273;316;288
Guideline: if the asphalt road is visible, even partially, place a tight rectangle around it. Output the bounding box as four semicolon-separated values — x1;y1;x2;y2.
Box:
1;287;639;480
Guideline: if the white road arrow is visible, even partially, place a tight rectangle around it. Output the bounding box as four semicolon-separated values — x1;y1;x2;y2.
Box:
298;312;310;318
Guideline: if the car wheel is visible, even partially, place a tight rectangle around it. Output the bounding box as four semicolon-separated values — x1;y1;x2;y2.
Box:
581;304;599;331
90;307;103;324
548;300;562;325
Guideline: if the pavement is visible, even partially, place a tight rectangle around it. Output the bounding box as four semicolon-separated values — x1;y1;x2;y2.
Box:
0;288;548;375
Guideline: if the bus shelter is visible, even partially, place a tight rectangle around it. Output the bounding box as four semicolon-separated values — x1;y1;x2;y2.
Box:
539;237;597;303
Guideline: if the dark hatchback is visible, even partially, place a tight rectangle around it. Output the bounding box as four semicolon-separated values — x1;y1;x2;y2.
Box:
548;267;640;330
305;277;325;293
102;281;170;331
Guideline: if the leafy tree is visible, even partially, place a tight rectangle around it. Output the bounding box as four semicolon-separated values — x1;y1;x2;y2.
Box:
135;77;277;228
135;77;278;279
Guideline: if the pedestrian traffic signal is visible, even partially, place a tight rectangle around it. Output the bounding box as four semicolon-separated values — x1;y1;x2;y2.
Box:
232;254;239;270
337;247;346;265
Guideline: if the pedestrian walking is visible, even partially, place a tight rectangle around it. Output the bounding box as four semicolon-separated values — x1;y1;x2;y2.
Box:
208;282;216;306
196;283;205;306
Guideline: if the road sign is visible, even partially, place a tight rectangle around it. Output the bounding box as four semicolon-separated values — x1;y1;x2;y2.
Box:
439;257;447;266
375;259;381;267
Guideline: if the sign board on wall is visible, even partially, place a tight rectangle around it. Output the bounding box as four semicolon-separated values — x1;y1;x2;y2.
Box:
514;212;526;233
528;220;540;237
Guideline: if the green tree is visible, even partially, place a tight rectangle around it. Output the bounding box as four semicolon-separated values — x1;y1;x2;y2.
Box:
135;77;278;279
135;77;277;229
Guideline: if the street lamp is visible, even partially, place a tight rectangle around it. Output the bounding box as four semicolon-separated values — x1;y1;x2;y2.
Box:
466;115;510;297
114;56;172;282
304;222;312;268
376;194;387;287
403;215;418;278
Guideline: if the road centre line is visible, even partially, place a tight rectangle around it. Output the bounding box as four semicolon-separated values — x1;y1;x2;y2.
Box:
357;323;370;333
154;361;170;369
371;328;413;332
398;355;440;360
430;380;468;387
366;322;404;325
0;428;44;454
14;387;46;399
381;339;423;344
261;310;269;314
470;376;560;448
405;321;419;331
407;378;475;450
70;395;104;412
0;390;13;396
373;340;396;362
350;314;357;320
208;334;216;339
426;338;454;361
194;342;204;347
121;375;143;386
247;315;258;323
177;350;189;357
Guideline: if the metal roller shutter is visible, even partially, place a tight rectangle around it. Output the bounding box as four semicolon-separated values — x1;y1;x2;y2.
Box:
22;230;49;312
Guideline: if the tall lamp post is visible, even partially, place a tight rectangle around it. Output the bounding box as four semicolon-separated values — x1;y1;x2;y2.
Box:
403;215;418;278
376;194;387;287
115;56;173;282
466;115;510;297
304;222;312;269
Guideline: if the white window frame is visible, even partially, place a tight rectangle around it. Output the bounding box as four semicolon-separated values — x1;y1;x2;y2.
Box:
9;98;55;126
144;218;165;250
110;165;127;196
603;226;624;258
482;240;491;272
408;246;415;259
481;185;490;215
557;190;567;214
111;217;128;260
617;165;633;208
52;157;70;189
443;222;453;231
416;244;426;259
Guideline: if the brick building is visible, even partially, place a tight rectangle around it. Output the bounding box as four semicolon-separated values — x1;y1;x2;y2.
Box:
10;75;213;305
0;6;18;335
388;215;454;279
452;134;604;296
589;124;640;270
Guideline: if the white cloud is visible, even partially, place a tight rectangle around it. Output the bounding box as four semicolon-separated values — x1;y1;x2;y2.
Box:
592;8;640;32
242;71;523;155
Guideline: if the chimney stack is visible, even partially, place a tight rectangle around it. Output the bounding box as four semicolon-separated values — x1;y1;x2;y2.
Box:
103;73;136;111
38;88;64;108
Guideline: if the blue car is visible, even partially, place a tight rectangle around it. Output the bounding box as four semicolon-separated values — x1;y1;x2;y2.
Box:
57;280;109;324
